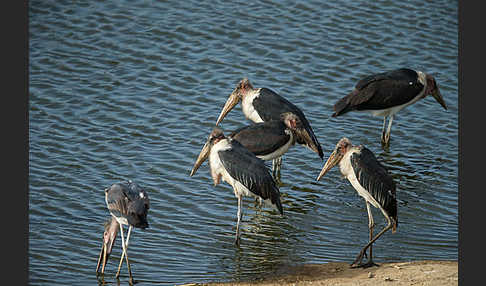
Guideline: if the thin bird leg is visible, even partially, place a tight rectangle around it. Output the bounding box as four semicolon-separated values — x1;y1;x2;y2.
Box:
235;195;243;246
276;157;282;178
125;225;133;283
115;224;126;278
116;225;133;279
362;202;379;267
384;115;394;145
272;157;283;184
381;116;387;144
254;197;263;213
351;217;393;268
115;225;133;280
115;224;125;278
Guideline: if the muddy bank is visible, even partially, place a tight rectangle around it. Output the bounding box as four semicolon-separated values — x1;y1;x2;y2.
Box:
184;260;458;286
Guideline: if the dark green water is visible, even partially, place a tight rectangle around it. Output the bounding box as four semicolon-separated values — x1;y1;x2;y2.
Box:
29;1;457;285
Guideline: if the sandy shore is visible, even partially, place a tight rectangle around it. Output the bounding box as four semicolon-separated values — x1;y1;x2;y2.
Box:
182;260;458;286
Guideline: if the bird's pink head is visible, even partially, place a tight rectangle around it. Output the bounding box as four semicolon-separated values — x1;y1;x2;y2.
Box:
216;78;255;125
316;137;352;181
425;74;447;110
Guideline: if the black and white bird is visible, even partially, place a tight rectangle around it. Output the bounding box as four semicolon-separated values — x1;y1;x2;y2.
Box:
316;138;397;268
188;112;301;181
332;68;447;145
228;112;304;180
96;180;150;282
190;127;283;245
216;78;324;172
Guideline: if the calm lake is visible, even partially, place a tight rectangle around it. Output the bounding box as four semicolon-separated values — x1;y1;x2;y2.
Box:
29;0;458;285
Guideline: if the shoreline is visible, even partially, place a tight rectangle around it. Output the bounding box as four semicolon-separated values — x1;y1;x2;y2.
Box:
182;260;458;286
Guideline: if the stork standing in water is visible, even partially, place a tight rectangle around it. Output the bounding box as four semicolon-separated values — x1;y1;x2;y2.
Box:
216;78;323;175
316;138;397;268
191;112;304;180
96;180;150;283
190;127;283;245
332;68;447;145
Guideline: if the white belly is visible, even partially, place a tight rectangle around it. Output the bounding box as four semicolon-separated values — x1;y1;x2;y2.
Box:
347;173;381;209
209;140;258;199
257;131;294;161
208;140;278;209
339;150;380;209
363;89;426;117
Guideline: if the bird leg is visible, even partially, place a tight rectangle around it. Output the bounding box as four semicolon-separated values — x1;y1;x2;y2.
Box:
116;225;133;278
382;115;394;146
254;197;263;213
358;203;379;268
235;196;243;246
351;216;393;268
115;223;125;278
115;224;133;281
125;226;134;284
272;157;282;184
381;116;387;144
368;204;374;264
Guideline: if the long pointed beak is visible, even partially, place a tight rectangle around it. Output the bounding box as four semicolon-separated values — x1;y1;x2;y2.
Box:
96;239;111;274
96;239;105;274
316;148;342;181
190;141;211;176
295;127;322;158
216;91;240;125
431;89;447;110
96;219;118;274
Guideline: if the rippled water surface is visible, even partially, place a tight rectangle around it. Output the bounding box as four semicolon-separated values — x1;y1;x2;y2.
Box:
29;1;458;285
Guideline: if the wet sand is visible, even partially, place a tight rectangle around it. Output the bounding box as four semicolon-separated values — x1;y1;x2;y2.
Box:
182;260;458;286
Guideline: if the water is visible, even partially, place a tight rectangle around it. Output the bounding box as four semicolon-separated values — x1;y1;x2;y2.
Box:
29;0;458;285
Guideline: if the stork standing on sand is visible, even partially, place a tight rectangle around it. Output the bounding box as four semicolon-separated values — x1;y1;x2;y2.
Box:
317;138;397;268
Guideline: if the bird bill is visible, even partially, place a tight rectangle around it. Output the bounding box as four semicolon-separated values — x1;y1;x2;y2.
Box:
431;89;447;110
216;91;240;125
190;141;211;176
96;218;119;275
316;148;342;181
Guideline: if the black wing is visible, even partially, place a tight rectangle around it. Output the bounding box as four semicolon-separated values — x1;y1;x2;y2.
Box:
350;147;397;223
229;121;291;157
105;181;150;229
253;88;323;159
105;183;129;219
218;140;283;214
333;68;424;116
124;180;150;209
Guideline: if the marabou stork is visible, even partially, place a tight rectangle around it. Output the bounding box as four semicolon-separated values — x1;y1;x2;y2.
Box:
190;127;283;245
316;138;397;268
332;68;447;145
190;112;302;180
215;78;324;173
96;180;150;282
